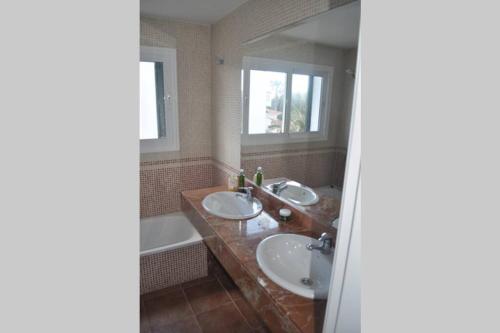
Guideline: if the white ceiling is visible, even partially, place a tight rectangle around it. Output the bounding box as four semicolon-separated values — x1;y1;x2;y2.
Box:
140;0;249;24
279;1;360;49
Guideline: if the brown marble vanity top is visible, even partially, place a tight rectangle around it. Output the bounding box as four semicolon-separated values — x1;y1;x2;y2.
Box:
299;194;341;226
182;185;333;333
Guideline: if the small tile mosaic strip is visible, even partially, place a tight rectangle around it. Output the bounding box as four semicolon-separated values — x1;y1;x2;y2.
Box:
140;242;208;294
242;150;346;188
212;159;239;187
212;165;230;187
212;159;239;174
140;158;241;218
241;146;346;158
332;150;347;188
140;150;345;217
140;156;212;167
140;160;214;218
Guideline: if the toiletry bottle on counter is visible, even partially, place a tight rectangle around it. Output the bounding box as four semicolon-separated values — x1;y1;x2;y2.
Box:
238;169;245;188
227;175;237;191
253;166;263;186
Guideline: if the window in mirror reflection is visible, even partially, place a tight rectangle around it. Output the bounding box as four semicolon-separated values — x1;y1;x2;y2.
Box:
290;74;323;133
242;57;332;145
248;70;287;134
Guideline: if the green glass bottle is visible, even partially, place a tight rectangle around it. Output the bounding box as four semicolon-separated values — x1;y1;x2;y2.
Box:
238;169;245;188
253;166;263;186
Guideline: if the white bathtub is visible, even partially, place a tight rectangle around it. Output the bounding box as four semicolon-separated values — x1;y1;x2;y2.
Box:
140;212;203;256
140;212;207;294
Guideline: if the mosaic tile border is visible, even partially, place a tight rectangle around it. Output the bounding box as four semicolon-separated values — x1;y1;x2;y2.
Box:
241;146;346;158
242;150;346;188
140;160;214;217
140;156;212;167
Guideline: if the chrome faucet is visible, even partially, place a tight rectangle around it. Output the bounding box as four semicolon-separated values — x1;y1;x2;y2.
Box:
238;186;254;202
271;181;288;195
306;233;334;255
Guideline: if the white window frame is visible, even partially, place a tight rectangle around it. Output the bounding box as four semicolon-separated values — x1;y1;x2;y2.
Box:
140;46;180;153
241;56;334;146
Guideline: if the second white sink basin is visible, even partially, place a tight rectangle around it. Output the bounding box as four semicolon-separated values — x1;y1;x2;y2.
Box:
265;180;319;206
256;233;334;299
202;191;263;220
279;184;319;206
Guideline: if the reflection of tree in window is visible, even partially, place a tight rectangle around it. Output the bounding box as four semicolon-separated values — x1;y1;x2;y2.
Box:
266;79;285;133
290;74;323;133
290;91;308;132
244;58;329;140
248;70;287;134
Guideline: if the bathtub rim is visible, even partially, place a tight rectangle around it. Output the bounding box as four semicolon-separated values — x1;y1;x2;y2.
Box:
140;212;203;257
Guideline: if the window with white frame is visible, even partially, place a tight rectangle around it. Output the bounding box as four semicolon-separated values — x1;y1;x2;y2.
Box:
140;46;179;153
241;57;333;145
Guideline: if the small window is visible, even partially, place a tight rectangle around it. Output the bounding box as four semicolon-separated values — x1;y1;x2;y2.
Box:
140;46;179;153
242;57;333;145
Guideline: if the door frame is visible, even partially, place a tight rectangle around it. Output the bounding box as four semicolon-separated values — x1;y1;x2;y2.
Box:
322;43;361;333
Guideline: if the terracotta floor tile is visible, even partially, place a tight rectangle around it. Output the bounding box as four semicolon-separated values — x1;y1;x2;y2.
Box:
196;303;254;333
214;267;243;300
150;316;202;333
141;300;151;333
144;289;194;330
183;279;232;314
233;297;265;328
181;274;216;289
142;285;182;301
252;326;272;333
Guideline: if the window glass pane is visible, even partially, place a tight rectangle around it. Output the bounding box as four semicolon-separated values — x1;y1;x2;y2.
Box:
310;76;323;132
290;74;309;133
241;69;244;134
290;74;323;133
248;70;286;134
140;61;159;140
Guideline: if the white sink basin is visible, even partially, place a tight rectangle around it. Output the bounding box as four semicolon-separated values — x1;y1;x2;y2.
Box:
256;233;334;299
266;181;319;206
202;191;263;220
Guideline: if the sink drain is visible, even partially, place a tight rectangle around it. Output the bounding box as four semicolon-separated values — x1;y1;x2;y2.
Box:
301;277;313;286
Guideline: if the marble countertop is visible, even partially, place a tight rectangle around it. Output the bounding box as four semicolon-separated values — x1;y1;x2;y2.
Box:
182;185;330;333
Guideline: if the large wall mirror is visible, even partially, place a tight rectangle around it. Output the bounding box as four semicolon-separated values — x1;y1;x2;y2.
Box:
240;1;360;229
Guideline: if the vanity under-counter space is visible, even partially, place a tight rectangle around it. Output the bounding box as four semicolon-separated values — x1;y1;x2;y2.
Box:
181;185;336;333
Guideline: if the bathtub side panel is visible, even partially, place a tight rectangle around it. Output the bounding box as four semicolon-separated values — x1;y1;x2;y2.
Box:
140;241;208;294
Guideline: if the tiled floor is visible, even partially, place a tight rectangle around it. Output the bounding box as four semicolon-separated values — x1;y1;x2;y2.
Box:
141;260;269;333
